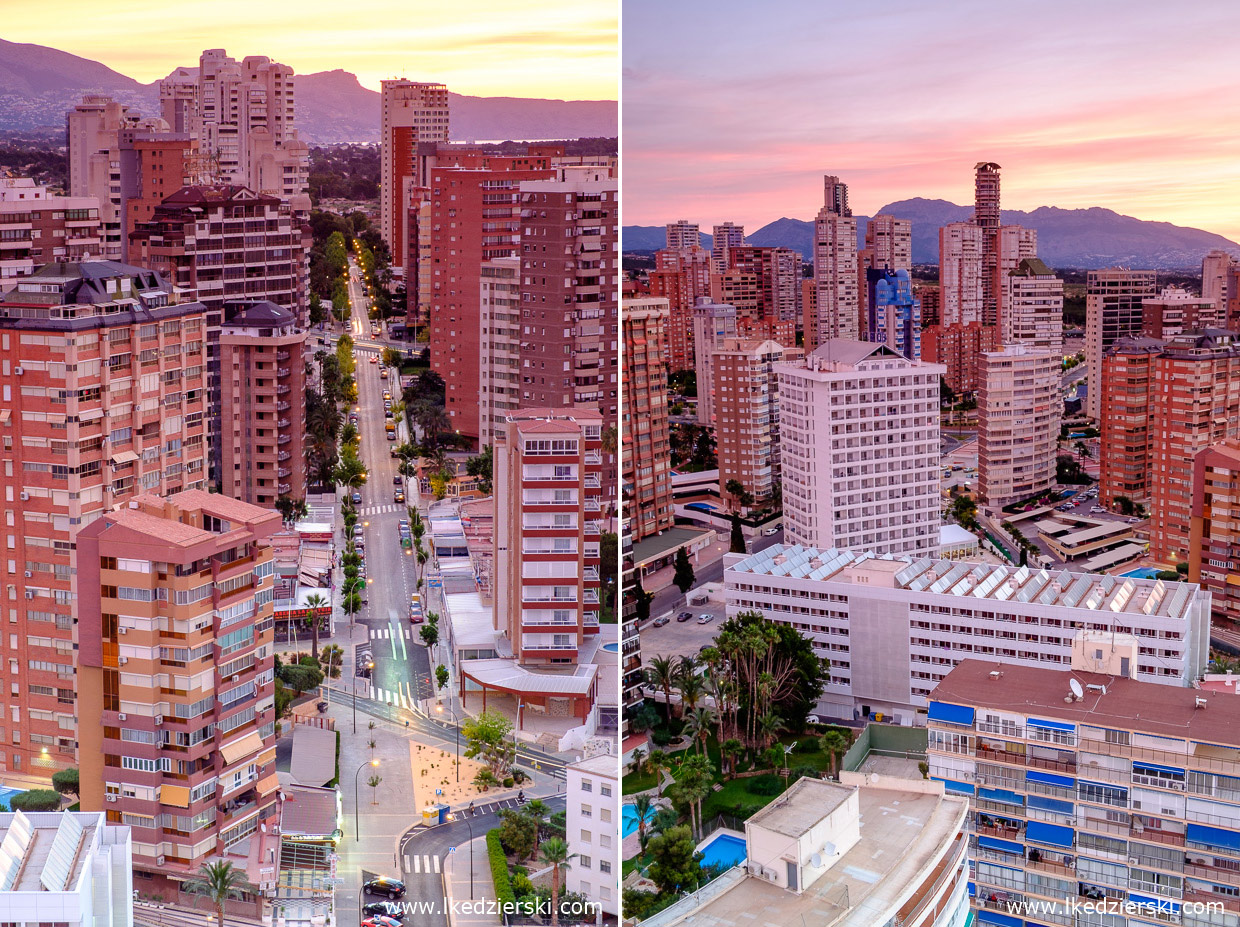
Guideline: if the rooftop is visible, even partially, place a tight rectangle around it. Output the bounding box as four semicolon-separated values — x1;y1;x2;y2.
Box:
0;811;108;894
746;777;852;838
223;300;297;327
727;545;1202;620
569;753;619;780
931;659;1240;744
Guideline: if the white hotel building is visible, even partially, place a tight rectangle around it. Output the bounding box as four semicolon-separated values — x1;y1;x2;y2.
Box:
723;546;1211;725
776;341;945;556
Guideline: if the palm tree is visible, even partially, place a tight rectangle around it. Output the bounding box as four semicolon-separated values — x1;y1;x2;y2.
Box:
303;592;328;660
632;794;654;856
539;838;577;927
645;655;677;720
758;712;785;750
183;860;253;926
685;707;714;755
678;672;706;718
630;747;647;777
720;738;744;779
645;749;669;797
525;799;551;855
651;806;680;837
819;730;851;778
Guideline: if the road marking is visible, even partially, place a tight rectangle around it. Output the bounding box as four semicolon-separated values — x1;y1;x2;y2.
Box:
404;855;412;871
413;855;421;873
432;854;441;873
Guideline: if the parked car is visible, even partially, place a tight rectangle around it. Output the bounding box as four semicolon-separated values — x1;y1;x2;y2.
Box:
697;614;714;624
362;916;403;927
763;527;780;536
363;878;406;900
394;475;403;486
652;616;670;627
675;611;693;622
363;902;406;922
380;369;389;379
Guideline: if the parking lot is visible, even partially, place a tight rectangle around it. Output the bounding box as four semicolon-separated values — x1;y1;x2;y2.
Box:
639;597;728;664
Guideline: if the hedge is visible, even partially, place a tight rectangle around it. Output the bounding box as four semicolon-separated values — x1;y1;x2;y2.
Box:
324;730;341;788
487;829;516;909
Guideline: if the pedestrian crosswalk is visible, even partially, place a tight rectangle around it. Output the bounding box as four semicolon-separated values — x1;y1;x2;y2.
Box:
404;853;442;874
369;626;416;640
369;683;418;711
361;504;405;516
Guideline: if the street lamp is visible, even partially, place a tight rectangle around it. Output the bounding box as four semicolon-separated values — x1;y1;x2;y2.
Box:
354;759;379;841
435;701;460;782
447;811;477;899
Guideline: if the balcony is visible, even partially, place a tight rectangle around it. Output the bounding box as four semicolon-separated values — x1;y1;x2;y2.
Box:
278;468;291;478
277;384;291;396
278;435;291;445
277;401;290;412
279;483;290;494
277;368;290;378
278;451;291;461
276;351;290;362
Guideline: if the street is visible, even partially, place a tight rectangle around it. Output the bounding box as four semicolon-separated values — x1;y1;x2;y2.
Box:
648;527;783;619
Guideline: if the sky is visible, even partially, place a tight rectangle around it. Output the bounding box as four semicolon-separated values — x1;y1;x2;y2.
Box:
4;0;618;100
623;0;1240;242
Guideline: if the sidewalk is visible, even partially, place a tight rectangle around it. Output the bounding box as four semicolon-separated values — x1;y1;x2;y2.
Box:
444;835;499;927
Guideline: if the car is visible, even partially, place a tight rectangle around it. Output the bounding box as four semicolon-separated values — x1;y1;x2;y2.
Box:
763;527;780;536
652;615;670;627
387;431;396;441
355;537;366;551
390;447;400;458
697;614;714;624
369;356;378;364
394;475;403;486
676;611;693;622
383;392;392;402
362;915;403;927
394;491;405;503
1091;506;1105;513
363;878;406;899
381;369;389;379
353;525;364;537
363;902;407;922
398;520;410;534
351;492;362;504
410;610;424;624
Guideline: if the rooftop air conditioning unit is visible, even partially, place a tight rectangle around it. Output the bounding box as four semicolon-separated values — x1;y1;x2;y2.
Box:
154;715;164;726
117;713;126;721
14;367;23;375
23;590;33;599
105;794;117;802
118;626;127;635
155;855;165;867
23;571;31;579
19;492;28;501
118;657;127;665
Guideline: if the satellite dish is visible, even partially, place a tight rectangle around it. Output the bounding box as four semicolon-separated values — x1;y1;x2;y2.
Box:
1070;679;1084;700
810;853;823;868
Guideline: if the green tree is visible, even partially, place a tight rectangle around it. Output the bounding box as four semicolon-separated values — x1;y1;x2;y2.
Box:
684;706;714;755
1114;495;1135;516
51;767;79;799
670;753;714;839
435;664;449;690
672;546;695;594
720;738;744;778
7;789;62;812
538;838;577;927
645;655;677;720
632;794;654;856
466;445;494;494
320;644;344;679
382;347;403;368
730;514;746;554
631;574;653;624
630;747;647;776
646;825;700;895
462;710;516;776
303;592;329;660
183;860;254;927
725;478;754;511
278;663;324;695
819;730;851;778
367;774;382;804
497;808;538;861
420;623;439;651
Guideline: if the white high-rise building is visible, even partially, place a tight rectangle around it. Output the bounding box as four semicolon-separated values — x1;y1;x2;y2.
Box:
1084;268;1158;422
812;175;860;342
692;299;738;427
478;256;521;447
664;219;700;250
865;213;912;272
977;345;1061;507
1202;248;1235;311
938;222;984;326
992;224;1039;329
777;340;944;556
1002;257;1064;358
711;220;745;273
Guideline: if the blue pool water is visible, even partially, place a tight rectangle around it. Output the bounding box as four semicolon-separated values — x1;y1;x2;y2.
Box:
699;833;747;869
1121;567;1160;579
602;642;619;653
0;786;23;809
622;804;652;838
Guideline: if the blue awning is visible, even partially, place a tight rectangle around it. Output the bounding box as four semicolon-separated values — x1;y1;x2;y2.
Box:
1027;717;1076;732
1026;821;1074;848
933;777;976;796
1128;893;1179;913
928;701;976;726
1187;823;1240;852
1027;794;1074;815
977;911;1023;927
1027;770;1075;788
968;881;976;898
1133;761;1185;776
977;836;1024;855
979;788;1023;806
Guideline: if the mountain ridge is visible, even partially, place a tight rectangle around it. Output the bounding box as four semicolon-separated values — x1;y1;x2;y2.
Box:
0;39;617;144
624;198;1240;270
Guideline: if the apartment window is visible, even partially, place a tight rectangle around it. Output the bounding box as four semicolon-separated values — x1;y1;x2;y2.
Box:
578;855;591;869
580;780;592;793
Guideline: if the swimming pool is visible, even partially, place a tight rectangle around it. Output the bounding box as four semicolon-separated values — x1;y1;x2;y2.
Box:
602;642;619;653
0;786;23;809
622;803;653;839
698;832;747;869
1121;567;1160;579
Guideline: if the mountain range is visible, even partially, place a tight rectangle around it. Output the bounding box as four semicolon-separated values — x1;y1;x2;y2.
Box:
0;39;617;144
624;198;1240;270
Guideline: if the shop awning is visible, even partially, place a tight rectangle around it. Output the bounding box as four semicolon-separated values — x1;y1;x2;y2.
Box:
220;730;264;765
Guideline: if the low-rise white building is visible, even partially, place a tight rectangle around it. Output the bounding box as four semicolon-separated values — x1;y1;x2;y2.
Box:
565;753;619;916
724;546;1211;724
0;811;132;927
644;775;970;927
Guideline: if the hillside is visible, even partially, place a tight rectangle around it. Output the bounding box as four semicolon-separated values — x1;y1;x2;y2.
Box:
624;199;1240;270
0;40;617;144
